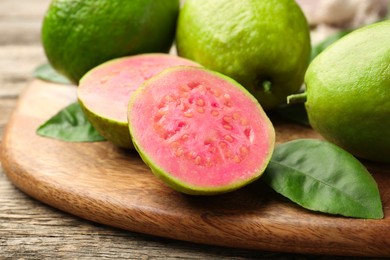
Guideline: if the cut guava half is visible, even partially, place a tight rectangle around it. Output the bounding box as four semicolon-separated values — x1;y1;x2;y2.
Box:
128;66;275;195
77;53;201;148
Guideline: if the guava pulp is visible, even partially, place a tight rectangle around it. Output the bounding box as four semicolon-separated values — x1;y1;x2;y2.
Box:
78;54;201;148
128;67;275;195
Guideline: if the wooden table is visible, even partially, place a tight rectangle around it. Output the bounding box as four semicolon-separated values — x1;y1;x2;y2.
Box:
0;1;385;259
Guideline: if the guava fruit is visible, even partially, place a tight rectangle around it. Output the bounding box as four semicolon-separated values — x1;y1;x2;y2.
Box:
42;0;180;84
78;54;201;149
128;66;275;195
290;20;390;163
175;0;311;110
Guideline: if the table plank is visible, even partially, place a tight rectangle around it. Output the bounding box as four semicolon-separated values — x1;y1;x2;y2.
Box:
0;0;387;259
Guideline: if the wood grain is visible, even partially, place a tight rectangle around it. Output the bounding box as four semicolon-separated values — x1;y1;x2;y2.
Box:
0;0;311;258
2;80;390;257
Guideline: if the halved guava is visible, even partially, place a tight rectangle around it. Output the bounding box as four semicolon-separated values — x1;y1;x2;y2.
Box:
128;67;275;195
77;54;201;148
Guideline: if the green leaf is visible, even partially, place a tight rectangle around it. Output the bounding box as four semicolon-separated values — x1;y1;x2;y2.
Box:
37;102;106;142
263;139;383;219
33;63;71;85
311;29;352;61
275;103;310;126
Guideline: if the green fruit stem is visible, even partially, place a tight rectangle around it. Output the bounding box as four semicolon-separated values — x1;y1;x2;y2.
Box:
262;80;272;94
287;92;307;104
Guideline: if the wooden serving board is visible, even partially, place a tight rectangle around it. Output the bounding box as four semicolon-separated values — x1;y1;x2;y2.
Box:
2;80;390;257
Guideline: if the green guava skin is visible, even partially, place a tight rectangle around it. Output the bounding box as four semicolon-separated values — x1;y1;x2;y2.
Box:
42;0;180;84
175;0;311;110
304;21;390;163
128;67;275;195
78;54;201;149
78;103;133;149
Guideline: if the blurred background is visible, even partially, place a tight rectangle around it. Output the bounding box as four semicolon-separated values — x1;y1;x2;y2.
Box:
296;0;389;43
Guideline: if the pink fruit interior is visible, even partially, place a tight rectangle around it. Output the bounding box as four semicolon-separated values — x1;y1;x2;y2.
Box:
78;54;200;122
130;68;273;188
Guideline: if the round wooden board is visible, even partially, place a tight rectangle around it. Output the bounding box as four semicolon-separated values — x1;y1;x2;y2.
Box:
2;80;390;257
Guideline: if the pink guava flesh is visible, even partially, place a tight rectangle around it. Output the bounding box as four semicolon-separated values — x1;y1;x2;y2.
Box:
78;54;201;123
129;67;275;191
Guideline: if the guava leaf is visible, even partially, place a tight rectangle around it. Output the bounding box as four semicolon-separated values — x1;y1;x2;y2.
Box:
33;63;71;85
37;102;106;142
263;139;383;219
311;30;352;61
